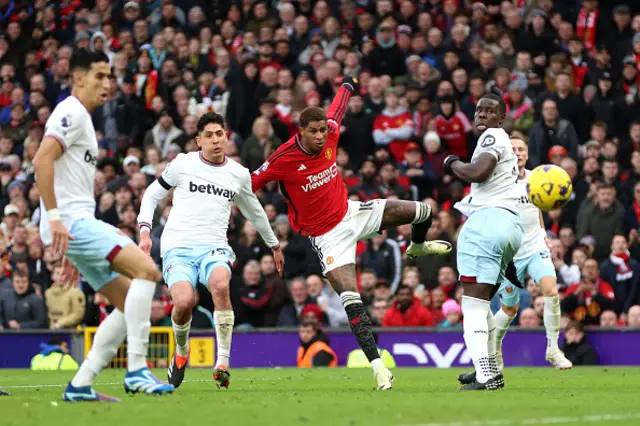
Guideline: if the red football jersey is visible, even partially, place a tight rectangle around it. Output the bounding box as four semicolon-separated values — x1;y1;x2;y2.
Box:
434;112;472;159
251;86;352;237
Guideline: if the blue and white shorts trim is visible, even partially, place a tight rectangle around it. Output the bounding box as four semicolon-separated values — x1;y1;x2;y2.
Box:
162;246;235;288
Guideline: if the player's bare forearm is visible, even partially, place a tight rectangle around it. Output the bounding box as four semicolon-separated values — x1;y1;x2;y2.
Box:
450;154;497;183
33;137;63;211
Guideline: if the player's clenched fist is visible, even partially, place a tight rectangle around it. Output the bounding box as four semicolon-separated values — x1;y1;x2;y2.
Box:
139;231;152;255
443;155;461;174
342;76;359;94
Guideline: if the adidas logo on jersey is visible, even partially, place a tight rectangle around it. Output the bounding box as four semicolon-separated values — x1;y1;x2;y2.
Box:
298;164;307;171
189;181;236;200
84;149;97;166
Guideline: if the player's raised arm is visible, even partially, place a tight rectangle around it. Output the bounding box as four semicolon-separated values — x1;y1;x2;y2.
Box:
137;155;183;255
326;76;359;132
238;170;284;275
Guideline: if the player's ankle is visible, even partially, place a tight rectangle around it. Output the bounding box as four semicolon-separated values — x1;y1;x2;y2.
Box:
371;358;384;371
176;344;190;357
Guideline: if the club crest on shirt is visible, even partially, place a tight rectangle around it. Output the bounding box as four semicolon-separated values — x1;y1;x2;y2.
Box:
255;161;270;175
325;149;332;160
327;256;334;265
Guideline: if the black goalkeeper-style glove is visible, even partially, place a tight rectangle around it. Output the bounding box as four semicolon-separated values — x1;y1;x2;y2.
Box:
443;155;461;174
342;76;360;94
505;261;524;288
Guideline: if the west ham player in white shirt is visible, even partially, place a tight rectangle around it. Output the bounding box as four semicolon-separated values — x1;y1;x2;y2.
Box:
444;94;524;390
34;50;173;402
459;139;572;382
137;112;283;389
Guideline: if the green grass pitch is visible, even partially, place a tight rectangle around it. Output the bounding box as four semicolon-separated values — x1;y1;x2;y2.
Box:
1;367;639;426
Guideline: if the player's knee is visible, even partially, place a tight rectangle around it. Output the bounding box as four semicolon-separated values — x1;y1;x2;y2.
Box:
210;278;230;300
135;260;162;283
172;290;196;314
502;304;519;317
540;278;558;297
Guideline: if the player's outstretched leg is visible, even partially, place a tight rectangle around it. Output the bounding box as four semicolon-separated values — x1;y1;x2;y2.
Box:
378;200;452;258
167;281;196;389
540;276;572;369
208;266;234;389
327;264;394;390
63;276;129;402
111;244;174;395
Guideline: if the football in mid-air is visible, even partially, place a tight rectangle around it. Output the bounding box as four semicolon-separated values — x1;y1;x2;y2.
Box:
526;164;573;211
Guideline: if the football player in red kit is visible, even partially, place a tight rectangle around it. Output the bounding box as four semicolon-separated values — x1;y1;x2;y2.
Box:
252;76;452;390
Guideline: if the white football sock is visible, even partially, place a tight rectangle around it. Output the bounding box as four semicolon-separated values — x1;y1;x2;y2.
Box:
71;309;126;387
172;317;191;357
494;309;515;353
486;308;498;377
544;296;561;350
125;278;155;371
214;310;235;367
461;296;492;383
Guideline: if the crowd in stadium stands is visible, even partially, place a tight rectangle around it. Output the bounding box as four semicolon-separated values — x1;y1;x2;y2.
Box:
1;0;640;334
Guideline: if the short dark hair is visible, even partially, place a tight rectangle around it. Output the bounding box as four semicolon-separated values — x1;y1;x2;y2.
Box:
196;112;225;133
480;93;506;115
70;48;109;72
299;106;326;128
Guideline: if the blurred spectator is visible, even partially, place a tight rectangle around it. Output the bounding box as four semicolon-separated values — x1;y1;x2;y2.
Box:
45;263;86;329
599;310;620;327
561;321;598;366
150;298;171;326
368;298;388;327
309;274;348;328
30;337;78;371
562;258;617;325
277;277;312;327
373;89;414;162
296;321;337;368
576;184;625;260
359;231;402;294
241;116;283;172
627;305;640;327
519;308;542;328
528;99;579;167
438;299;462;328
0;269;46;329
382;285;434;327
599;235;640;314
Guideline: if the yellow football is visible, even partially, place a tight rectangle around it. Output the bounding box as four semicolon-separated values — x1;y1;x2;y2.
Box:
526;164;573;211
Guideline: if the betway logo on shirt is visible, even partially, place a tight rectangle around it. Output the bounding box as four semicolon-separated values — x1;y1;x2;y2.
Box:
189;181;236;200
302;164;338;192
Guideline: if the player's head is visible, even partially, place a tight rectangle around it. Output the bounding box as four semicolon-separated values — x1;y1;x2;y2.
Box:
70;48;110;110
298;106;328;154
474;94;506;132
196;112;227;162
510;137;528;169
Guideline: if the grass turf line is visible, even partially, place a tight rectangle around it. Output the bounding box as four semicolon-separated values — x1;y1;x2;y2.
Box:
1;367;638;426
